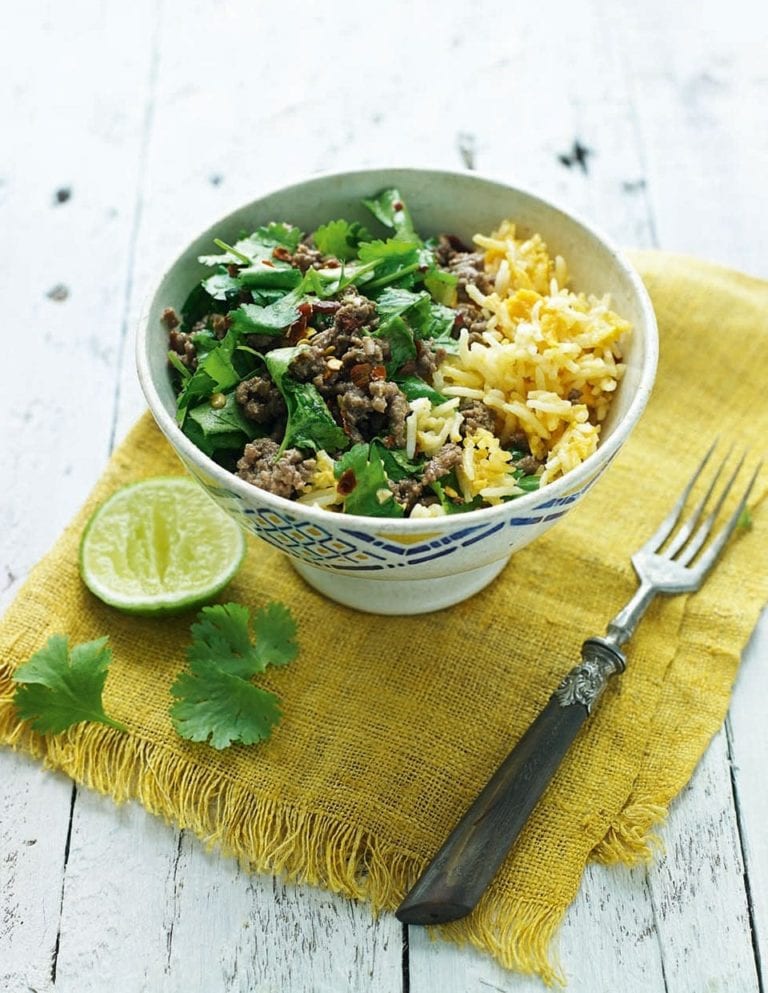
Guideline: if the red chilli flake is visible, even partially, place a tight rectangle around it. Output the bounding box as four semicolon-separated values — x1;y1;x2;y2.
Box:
336;469;357;496
370;364;387;381
350;363;372;388
313;299;341;315
272;246;292;262
393;200;404;211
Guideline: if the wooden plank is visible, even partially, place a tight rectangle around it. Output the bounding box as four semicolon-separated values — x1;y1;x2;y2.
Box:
646;731;760;992
163;830;403;993
55;1;407;989
725;608;768;982
408;861;666;992
605;0;768;277
52;791;403;993
0;1;157;990
0;753;73;993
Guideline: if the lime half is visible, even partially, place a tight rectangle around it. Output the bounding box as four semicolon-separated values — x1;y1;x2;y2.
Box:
80;476;246;615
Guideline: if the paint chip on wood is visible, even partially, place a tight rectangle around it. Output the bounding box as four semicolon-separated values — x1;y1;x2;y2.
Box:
47;284;70;302
558;140;592;174
457;132;476;171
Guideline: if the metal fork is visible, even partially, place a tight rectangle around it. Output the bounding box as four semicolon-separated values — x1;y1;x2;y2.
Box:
396;443;761;927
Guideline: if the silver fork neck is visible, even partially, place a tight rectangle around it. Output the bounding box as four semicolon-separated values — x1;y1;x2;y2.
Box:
605;580;657;649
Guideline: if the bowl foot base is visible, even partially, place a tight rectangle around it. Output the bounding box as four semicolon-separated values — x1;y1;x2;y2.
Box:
290;556;511;614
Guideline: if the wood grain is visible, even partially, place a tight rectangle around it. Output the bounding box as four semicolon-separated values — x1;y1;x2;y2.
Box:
1;1;766;990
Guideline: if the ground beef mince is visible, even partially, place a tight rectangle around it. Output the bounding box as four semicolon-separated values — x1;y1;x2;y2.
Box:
389;443;463;512
459;400;496;436
169;329;197;369
515;454;543;476
290;242;326;273
415;339;445;381
422;443;463;484
210;313;230;339
368;380;408;447
454;301;488;341
235;376;287;424
388;478;424;513
433;234;472;266
289;345;327;383
161;307;181;330
284;298;407;448
333;292;378;336
446;250;495;299
236;438;316;498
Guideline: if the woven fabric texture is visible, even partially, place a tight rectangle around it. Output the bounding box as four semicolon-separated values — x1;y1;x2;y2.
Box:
1;251;767;981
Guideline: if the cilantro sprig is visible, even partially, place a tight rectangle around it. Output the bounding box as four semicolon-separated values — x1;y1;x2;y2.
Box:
170;601;298;750
12;634;126;734
11;601;299;751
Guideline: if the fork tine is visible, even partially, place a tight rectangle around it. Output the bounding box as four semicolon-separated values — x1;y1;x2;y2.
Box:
676;451;746;566
665;446;735;558
641;439;717;553
688;461;762;577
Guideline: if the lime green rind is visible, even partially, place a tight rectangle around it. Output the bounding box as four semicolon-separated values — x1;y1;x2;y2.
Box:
79;476;246;617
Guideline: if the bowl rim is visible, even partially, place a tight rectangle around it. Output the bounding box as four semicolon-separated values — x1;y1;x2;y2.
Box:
136;165;658;532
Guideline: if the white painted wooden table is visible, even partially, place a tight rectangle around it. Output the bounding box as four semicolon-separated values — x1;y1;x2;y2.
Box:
2;2;767;990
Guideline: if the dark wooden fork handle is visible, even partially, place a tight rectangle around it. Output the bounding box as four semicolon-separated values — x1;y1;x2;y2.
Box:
395;638;625;926
395;695;588;925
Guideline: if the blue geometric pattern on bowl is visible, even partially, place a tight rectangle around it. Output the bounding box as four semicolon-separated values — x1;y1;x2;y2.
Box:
182;458;599;572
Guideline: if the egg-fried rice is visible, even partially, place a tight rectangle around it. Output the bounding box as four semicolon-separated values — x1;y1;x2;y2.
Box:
432;221;629;488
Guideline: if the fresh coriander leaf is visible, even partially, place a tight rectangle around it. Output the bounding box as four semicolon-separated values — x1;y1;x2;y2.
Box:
179;283;228;331
357;239;421;290
176;329;243;423
199;223;302;266
188;601;298;674
313;219;371;261
183;393;264;458
374;287;432;333
373;287;456;351
315;259;381;296
189;328;219;356
12;634;126;734
430;478;484;514
170;663;282;750
514;475;541;493
230;291;302;337
187;603;263;677
281;380;349;452
362;189;421;244
372;315;417;374
202;270;242;301
266;347;349;453
238;263;303;291
334;443;404;518
252;602;298;668
371;440;424;481
168;350;192;380
393;374;449;405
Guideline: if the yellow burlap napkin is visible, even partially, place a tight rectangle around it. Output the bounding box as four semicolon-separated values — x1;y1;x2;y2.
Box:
1;252;767;982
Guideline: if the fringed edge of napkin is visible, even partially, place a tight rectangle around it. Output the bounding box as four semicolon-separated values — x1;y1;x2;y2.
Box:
0;677;568;985
592;802;667;864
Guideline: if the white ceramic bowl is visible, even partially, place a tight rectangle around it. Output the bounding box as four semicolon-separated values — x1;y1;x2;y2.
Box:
137;168;657;615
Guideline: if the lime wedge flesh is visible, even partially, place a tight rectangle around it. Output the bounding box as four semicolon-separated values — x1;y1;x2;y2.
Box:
80;476;246;615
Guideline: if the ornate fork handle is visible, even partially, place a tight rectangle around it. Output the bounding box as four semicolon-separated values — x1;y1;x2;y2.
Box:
396;444;759;927
395;638;626;926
